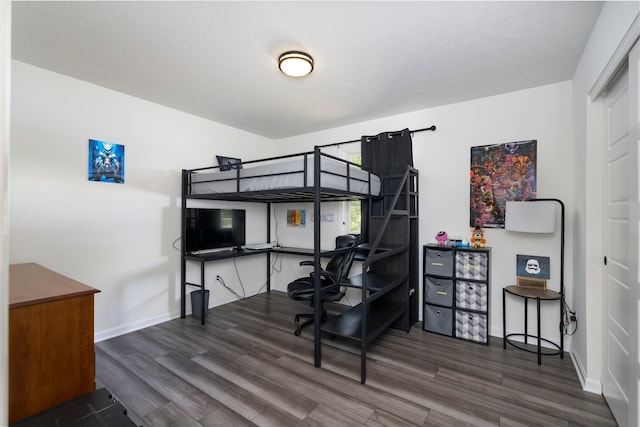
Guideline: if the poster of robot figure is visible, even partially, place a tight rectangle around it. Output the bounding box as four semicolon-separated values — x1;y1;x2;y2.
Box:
88;139;125;183
469;139;537;228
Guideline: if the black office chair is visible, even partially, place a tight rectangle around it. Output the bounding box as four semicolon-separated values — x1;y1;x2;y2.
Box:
287;234;357;336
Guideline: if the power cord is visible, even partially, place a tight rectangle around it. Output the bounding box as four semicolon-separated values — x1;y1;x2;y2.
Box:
232;258;247;297
561;297;577;336
270;251;282;274
172;236;182;251
218;255;276;300
272;204;280;247
216;272;246;300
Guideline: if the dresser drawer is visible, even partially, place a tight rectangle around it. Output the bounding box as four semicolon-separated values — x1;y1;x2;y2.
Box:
455;251;489;280
455;280;488;311
455;310;488;344
425;248;454;277
424;277;454;307
424;305;453;336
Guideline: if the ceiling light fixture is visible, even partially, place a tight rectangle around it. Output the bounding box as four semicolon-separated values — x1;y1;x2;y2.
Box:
278;51;313;77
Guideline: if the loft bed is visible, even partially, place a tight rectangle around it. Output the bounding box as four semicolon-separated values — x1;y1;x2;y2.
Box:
181;145;417;384
184;148;381;202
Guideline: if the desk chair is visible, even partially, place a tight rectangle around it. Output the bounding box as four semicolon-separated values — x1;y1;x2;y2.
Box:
287;235;357;336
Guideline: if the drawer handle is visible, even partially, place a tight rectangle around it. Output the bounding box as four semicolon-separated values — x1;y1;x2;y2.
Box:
431;262;444;266
436;291;448;295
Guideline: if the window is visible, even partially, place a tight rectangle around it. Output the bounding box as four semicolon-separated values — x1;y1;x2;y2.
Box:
350;154;362;234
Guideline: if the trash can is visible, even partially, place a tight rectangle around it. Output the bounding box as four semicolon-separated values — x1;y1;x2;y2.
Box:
191;290;209;319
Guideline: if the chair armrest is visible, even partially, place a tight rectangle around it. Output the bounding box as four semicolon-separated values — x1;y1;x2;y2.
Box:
317;270;337;281
306;269;337;282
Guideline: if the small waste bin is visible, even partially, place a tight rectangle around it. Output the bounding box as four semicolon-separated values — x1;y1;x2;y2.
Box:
191;290;209;319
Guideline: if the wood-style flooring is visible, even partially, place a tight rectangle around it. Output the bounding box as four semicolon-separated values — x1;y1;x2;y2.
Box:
95;291;617;427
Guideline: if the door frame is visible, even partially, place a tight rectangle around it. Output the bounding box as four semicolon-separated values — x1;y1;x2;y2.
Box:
628;39;640;427
590;34;639;426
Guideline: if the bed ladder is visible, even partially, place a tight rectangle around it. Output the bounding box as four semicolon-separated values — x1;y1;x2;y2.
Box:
321;165;419;384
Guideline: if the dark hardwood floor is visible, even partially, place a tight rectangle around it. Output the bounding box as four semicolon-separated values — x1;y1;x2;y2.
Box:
95;291;617;427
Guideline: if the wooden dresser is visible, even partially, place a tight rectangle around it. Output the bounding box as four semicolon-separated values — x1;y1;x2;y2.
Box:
9;263;100;424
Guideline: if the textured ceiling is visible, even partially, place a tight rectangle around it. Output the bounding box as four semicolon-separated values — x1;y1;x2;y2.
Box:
11;1;603;139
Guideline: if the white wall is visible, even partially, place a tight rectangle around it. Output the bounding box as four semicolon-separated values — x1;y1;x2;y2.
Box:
9;61;275;341
0;2;10;425
572;1;640;392
275;81;574;346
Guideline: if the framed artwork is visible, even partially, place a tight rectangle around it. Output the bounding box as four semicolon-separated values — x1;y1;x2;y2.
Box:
287;209;306;228
88;139;124;183
516;254;550;279
469;139;537;227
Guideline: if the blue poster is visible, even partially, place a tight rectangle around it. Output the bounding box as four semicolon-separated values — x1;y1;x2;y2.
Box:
88;139;125;183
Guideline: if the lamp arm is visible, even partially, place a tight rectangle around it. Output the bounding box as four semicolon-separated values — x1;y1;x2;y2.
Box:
532;198;564;297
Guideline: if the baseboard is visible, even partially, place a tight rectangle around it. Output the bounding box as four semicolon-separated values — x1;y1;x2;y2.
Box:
94;310;177;342
570;348;602;394
93;291;263;342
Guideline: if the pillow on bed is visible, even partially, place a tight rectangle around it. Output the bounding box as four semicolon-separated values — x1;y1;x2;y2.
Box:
216;155;243;171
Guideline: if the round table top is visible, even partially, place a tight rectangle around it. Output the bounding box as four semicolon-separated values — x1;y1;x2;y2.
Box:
504;285;562;300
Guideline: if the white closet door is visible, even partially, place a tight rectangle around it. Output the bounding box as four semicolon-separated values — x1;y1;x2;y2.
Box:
602;40;639;427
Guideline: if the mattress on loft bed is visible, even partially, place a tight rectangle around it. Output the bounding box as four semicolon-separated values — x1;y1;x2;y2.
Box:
190;154;381;196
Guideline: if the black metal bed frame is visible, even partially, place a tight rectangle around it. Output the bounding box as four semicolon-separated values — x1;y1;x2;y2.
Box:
180;146;378;370
180;145;419;383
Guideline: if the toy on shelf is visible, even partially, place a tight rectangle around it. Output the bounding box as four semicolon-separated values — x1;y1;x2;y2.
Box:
470;226;486;248
435;231;448;246
457;239;470;248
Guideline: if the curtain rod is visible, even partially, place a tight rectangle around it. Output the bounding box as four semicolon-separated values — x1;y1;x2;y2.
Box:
318;125;436;149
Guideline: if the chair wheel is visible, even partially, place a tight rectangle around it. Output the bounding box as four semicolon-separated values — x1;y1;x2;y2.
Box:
294;329;301;336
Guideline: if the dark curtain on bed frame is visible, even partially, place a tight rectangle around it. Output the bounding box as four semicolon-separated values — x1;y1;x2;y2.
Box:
361;128;413;176
360;128;414;242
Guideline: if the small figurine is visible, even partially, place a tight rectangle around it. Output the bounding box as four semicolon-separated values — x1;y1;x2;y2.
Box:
470;226;486;248
435;231;448;246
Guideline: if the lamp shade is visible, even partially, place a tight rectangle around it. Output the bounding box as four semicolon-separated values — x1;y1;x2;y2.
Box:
505;200;556;233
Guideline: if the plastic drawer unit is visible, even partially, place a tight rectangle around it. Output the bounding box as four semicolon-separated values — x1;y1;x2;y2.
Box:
423;245;491;344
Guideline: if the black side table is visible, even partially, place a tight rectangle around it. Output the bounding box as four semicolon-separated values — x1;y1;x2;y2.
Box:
503;285;563;364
